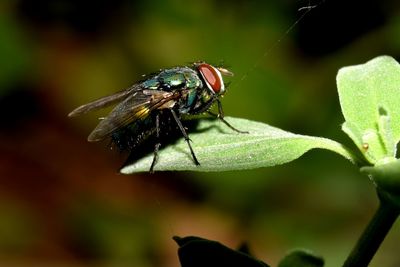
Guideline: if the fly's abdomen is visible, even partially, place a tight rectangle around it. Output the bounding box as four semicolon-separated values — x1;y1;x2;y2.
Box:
111;110;180;151
111;114;156;151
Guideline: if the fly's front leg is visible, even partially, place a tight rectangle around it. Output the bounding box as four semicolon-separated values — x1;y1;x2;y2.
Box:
150;113;161;173
208;99;249;134
170;109;200;166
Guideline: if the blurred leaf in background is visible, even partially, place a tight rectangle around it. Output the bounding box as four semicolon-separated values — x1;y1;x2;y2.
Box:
0;2;32;95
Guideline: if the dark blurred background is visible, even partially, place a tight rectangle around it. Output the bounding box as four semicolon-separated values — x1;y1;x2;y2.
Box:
1;0;400;266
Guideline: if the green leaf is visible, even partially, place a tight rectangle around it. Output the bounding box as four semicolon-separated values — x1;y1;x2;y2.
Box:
121;117;358;173
278;249;324;267
361;158;400;200
337;56;400;164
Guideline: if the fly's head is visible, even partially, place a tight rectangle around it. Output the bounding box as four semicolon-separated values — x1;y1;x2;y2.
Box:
195;62;233;98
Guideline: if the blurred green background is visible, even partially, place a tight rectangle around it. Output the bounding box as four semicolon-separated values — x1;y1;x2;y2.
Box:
1;0;400;266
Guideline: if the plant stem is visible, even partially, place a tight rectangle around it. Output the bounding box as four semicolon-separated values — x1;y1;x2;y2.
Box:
342;190;400;267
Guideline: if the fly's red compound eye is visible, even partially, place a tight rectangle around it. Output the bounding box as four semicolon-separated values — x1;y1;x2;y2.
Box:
197;63;224;94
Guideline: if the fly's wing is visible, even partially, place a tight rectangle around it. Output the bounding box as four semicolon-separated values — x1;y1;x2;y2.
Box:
68;84;142;117
87;90;178;142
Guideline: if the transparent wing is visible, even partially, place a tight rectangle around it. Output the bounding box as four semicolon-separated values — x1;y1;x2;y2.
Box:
87;90;178;142
68;84;142;117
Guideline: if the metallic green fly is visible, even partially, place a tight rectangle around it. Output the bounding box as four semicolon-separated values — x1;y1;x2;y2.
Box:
69;62;246;172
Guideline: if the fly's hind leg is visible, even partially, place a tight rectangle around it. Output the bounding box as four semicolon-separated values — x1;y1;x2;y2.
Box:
150;113;161;173
170;109;200;166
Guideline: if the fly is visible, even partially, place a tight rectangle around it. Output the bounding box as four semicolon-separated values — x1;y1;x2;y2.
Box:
68;62;246;173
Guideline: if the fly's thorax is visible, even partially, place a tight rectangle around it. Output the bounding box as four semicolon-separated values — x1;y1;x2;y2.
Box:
141;77;160;90
197;88;213;105
175;88;197;114
183;70;202;89
155;67;202;91
177;86;216;115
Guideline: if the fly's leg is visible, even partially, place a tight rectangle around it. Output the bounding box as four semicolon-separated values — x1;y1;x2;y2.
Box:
150;113;161;173
170;109;200;166
208;99;249;134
